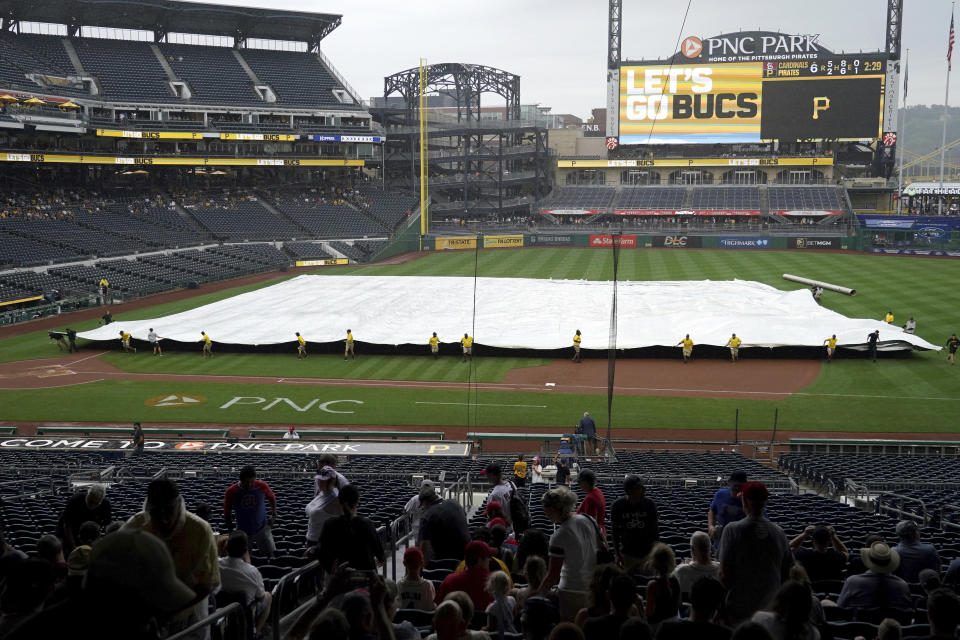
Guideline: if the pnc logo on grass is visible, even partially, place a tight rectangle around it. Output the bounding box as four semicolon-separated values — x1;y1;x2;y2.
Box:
145;394;207;408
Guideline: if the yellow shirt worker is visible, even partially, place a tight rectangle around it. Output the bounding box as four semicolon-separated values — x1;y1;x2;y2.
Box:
460;333;473;362
678;334;694;363
296;332;307;359
429;332;440;358
200;331;212;357
725;333;742;362
572;329;582;363
119;331;135;353
344;329;355;360
884;311;895;324
823;334;838;363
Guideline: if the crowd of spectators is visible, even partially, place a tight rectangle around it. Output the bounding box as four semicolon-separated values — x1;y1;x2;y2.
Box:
0;460;958;640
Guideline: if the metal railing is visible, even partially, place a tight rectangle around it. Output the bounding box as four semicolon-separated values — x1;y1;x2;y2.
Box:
167;602;242;640
876;492;929;527
271;560;322;640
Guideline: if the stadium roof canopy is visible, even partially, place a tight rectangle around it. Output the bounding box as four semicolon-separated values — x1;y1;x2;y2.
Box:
0;0;342;48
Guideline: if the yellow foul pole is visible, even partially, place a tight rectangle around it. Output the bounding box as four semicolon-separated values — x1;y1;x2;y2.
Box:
419;58;429;236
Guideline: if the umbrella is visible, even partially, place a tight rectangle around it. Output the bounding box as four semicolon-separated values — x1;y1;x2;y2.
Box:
59;101;80;109
0;95;17;103
22;97;45;106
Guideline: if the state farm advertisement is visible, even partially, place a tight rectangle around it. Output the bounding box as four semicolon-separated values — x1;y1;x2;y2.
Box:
590;235;637;248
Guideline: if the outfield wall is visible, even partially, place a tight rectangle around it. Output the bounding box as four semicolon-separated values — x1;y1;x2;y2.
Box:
419;233;856;251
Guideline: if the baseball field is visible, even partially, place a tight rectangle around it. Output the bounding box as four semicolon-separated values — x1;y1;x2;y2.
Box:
1;247;958;438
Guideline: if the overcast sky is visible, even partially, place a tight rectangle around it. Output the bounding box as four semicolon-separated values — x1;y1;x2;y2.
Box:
205;0;954;118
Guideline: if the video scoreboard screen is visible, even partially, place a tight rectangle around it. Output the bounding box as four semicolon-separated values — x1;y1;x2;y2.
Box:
616;33;888;145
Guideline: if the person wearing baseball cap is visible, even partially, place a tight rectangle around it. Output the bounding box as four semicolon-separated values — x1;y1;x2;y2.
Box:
435;540;497;611
402;479;435;539
707;471;747;541
7;529;196;639
419;486;470;563
718;481;793;624
837;541;912;610
893;519;941;583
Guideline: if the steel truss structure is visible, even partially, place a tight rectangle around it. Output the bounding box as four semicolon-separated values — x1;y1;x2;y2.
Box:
377;63;550;220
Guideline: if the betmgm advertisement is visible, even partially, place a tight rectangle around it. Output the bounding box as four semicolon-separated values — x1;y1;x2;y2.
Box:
619;62;883;145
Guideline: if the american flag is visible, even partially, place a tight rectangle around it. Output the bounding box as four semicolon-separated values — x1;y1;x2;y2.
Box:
950;10;956;71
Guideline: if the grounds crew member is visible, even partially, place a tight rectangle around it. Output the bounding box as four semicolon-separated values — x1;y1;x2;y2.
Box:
344;329;355;361
429;332;440;359
823;334;837;363
200;331;212;357
65;328;78;353
725;333;742;362
460;333;473;362
884;311;895;324
148;328;161;356
572;330;582;363
119;330;136;353
677;334;694;363
98;277;109;304
296;332;306;359
947;333;960;365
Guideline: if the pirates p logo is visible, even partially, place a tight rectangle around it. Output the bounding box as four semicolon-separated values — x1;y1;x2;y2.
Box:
812;97;831;120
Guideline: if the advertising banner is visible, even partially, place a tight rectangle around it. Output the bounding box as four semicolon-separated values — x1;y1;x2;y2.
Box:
0;438;471;456
654;235;703;248
483;235;524;248
295;258;349;267
311;135;384;143
220;133;297;141
539;209;602;215
558;157;834;168
614;209;761;216
791;237;844;249
96;129;203;140
590;235;637;248
777;210;842;216
718;237;771;248
527;234;574;246
435;236;478;250
857;215;960;231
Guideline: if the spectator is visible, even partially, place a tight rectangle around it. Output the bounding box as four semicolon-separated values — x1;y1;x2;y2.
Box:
306;465;342;548
342;587;396;640
123;478;220;636
540;486;598;621
489;524;515;566
309;609;351;640
77;520;100;547
847;534;884;575
513;556;547;612
485;571;517;634
384;579;420;640
729;622;774;640
56;484;111;554
576;412;597;457
284;425;301;440
786;566;825;631
34;534;66;579
875;618;901;640
555;456;571;487
619;618;653;640
709;472;747;543
513;529;549;574
892;520;940;583
923;588;960;639
132;421;145;454
576;470;607;539
420;485;471;563
918;568;942;595
789;525;848;583
431;600;465;640
484;464;515;528
750;581;819;640
574;564;624;626
645;543;681;632
657;576;732;640
6;529;197;640
218;530;272;636
583;574;638;640
551;622;586;640
398;546;436;611
316;453;350;490
610;475;659;572
436;540;495;611
514;455;528;488
404;480;435;540
719;482;793;624
836;542;912;610
672;531;719;597
438;590;491;640
531;457;544;484
522;596;561;640
317;484;385;572
223;465;277;558
0;558;55;636
944;555;960;591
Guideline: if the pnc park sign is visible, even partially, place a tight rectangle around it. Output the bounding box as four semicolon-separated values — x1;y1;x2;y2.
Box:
0;438;472;457
144;394;365;414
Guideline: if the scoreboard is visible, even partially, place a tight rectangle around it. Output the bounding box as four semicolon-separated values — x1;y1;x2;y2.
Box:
615;32;889;146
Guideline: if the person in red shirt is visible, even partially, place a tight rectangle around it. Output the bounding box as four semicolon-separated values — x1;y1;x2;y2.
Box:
435;540;494;611
576;469;607;539
223;466;278;558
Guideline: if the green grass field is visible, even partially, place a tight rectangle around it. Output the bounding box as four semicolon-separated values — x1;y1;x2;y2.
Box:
2;248;959;434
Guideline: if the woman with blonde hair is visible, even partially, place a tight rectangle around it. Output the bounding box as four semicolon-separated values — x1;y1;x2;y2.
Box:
538;486;598;621
644;543;681;633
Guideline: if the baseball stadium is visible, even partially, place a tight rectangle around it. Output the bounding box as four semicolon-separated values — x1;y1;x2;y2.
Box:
0;0;959;638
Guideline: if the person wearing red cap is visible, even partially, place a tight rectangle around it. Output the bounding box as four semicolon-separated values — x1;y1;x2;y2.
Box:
398;546;436;611
435;540;495;611
718;481;793;625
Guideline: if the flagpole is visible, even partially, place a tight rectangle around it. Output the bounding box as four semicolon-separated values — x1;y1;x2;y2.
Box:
939;2;955;214
897;49;909;215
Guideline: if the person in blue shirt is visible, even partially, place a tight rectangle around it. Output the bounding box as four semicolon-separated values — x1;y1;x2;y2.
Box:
576;412;597;457
708;471;747;542
223;465;278;558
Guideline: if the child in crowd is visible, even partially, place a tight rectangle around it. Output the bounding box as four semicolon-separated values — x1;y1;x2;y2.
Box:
485;571;517;634
397;546;436;611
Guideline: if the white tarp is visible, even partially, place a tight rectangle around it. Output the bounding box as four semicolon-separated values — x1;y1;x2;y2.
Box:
79;275;940;351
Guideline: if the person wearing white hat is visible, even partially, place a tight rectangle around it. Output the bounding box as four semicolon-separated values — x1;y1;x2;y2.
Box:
836;542;912;610
402;479;435;539
530;456;544;484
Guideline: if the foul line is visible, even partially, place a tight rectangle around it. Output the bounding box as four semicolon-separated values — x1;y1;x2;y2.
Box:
0;378;104;391
416;401;548;408
64;351;109;366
